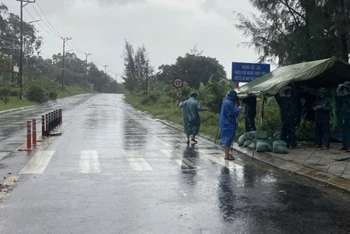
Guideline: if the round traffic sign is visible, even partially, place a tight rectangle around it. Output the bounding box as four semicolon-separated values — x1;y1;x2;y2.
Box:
172;77;183;88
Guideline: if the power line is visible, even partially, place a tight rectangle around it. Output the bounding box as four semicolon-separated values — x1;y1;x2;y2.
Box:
0;37;19;46
0;34;19;42
35;1;86;56
24;7;61;38
37;54;85;77
35;0;62;37
66;40;84;54
31;4;61;37
0;46;20;50
71;39;84;53
0;33;19;40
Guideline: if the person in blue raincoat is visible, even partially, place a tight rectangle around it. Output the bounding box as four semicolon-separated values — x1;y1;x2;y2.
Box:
219;90;244;160
179;92;206;144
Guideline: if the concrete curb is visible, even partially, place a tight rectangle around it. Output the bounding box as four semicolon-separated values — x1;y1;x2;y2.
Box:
232;144;350;193
154;117;350;193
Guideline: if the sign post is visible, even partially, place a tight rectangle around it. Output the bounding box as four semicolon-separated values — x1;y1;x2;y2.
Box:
232;62;270;83
172;77;183;107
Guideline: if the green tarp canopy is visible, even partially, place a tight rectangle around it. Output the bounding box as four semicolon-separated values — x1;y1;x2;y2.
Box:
237;56;350;97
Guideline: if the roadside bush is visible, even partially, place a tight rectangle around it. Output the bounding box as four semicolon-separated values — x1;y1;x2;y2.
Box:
125;82;317;144
25;84;48;103
24;78;58;103
0;85;11;104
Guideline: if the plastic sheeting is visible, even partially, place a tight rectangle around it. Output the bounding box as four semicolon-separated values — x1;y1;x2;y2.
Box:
237;57;350;97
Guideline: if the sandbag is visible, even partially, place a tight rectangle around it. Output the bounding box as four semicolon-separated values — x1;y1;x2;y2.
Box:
249;130;269;140
273;140;288;154
243;140;252;147
238;133;253;146
248;142;256;150
256;140;272;152
273;132;281;141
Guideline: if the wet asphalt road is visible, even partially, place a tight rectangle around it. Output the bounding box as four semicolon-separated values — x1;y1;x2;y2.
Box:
1;94;350;234
0;94;95;183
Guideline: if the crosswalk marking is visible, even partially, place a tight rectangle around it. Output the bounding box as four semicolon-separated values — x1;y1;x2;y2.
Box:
19;151;55;174
0;152;9;161
199;149;243;170
17;148;238;175
79;151;101;173
123;150;153;171
160;149;196;168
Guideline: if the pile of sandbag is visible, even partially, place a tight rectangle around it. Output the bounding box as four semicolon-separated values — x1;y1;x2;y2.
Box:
238;130;288;154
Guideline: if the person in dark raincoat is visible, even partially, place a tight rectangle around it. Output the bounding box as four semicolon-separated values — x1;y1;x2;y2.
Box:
242;94;257;132
275;87;297;149
219;90;244;160
300;88;316;122
179;92;206;144
312;87;332;150
336;81;350;152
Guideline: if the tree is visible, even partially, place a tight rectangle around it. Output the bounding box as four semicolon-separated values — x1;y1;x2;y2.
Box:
0;4;42;64
122;40;152;92
235;0;350;65
157;53;227;89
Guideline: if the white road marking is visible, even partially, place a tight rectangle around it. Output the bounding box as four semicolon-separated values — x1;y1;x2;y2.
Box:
199;149;243;170
0;152;9;161
160;149;196;168
19;151;55;174
79;151;101;173
123;150;153;171
154;137;172;148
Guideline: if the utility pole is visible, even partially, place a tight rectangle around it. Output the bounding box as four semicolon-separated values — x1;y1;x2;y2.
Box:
61;37;71;91
145;63;148;96
103;65;108;74
17;0;36;99
84;53;92;89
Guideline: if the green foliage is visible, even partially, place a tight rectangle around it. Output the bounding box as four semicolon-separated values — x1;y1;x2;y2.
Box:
0;85;10;104
24;78;58;103
25;84;47;103
236;0;350;64
296;120;315;141
259;98;281;134
126;82;318;145
157;53;227;89
122;41;152;92
199;79;233;113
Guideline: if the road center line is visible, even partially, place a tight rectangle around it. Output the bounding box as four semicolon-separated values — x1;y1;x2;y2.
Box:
19;151;55;174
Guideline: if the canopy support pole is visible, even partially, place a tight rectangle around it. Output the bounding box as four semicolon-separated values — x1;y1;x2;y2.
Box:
252;93;265;160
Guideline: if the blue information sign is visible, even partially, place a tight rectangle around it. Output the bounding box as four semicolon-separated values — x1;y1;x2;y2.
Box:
232;62;270;82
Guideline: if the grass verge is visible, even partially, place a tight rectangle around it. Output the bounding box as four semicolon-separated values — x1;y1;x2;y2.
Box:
57;86;96;99
0;86;95;112
0;96;36;111
124;93;222;140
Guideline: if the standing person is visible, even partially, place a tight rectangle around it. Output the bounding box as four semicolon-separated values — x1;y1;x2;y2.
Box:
242;94;257;132
336;81;350;152
179;92;206;144
313;88;332;150
219;90;244;160
275;87;297;149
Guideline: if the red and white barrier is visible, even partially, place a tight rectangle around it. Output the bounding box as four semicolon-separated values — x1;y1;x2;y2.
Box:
26;120;32;151
32;119;37;147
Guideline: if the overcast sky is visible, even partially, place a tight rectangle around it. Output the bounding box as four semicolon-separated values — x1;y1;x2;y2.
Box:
4;0;260;82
